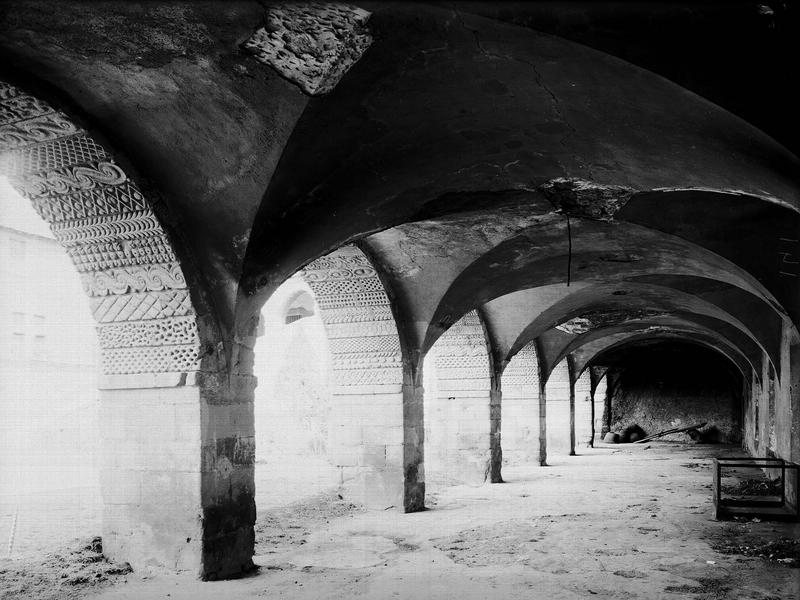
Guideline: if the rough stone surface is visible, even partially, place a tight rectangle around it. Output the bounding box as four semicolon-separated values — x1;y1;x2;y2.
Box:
608;343;742;443
540;178;637;220
243;3;372;95
555;309;667;335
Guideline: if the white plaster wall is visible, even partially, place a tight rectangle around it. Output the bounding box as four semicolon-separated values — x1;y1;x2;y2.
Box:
546;361;571;456
0;214;101;553
252;277;340;508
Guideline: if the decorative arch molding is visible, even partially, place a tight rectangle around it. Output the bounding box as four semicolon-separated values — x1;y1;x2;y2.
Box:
0;81;254;581
299;244;403;389
0;80;204;377
298;244;423;511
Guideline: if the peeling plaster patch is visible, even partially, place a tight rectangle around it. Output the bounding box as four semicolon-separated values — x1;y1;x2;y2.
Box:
540;178;636;220
556;316;593;335
556;309;667;335
242;2;372;95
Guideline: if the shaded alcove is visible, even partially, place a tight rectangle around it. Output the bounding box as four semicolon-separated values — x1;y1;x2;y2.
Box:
598;341;744;444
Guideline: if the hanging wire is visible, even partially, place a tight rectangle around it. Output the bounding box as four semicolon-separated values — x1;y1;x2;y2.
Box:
566;214;572;286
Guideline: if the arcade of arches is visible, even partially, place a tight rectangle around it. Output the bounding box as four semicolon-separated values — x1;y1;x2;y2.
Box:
0;0;799;591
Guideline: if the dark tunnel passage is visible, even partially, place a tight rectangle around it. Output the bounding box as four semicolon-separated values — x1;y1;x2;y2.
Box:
598;342;744;444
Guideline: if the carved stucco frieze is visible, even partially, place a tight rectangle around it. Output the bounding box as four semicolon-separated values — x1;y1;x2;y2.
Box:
80;263;187;296
243;2;373;96
300;244;403;390
430;310;491;394
29;182;151;222
91;290;194;323
0;81;201;376
503;343;539;393
66;235;178;273
0;113;82;150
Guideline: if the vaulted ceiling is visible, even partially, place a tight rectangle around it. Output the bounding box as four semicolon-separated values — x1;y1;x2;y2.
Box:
1;1;797;379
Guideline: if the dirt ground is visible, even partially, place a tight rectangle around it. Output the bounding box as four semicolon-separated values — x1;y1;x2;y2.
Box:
5;442;800;599
0;537;131;600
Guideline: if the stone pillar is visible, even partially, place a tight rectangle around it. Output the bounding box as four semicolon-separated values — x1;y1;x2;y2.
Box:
744;366;761;455
774;321;800;509
98;379;204;574
776;321;796;460
501;343;540;467
489;380;503;483
574;370;593;449
592;369;608;442
99;370;256;579
602;371;618;437
588;368;600;447
762;358;773;455
567;356;577;456
790;340;800;464
300;245;410;510
198;370;256;579
538;376;548;467
569;376;576;456
589;386;596;447
426;311;492;485
788;337;800;511
404;367;425;511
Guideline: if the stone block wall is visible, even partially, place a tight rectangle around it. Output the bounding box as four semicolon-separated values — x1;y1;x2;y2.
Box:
425;311;492;487
99;384;202;573
502;343;540;466
546;361;572;455
300;245;410;509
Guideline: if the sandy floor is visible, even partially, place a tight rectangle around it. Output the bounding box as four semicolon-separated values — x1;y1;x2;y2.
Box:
6;442;800;599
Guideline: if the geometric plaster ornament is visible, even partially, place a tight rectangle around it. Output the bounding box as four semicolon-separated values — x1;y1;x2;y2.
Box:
300;244;403;388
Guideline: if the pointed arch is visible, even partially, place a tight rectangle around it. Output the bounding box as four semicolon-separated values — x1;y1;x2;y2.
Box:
298;244;422;510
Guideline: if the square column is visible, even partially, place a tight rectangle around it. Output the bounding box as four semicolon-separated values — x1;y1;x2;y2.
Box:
99;371;255;580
